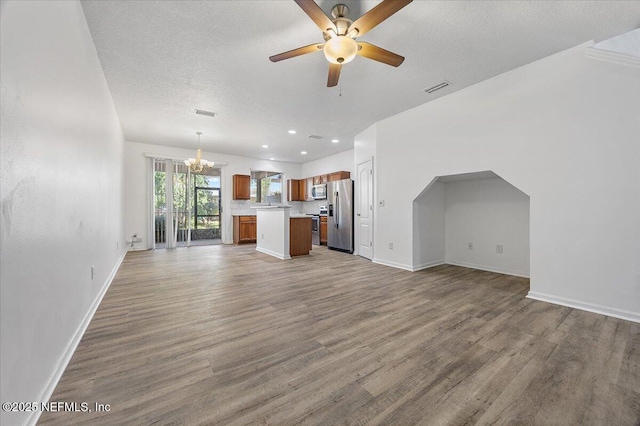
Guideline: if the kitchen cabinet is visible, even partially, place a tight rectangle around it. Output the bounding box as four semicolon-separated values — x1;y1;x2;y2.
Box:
305;178;313;201
233;215;256;243
320;216;327;245
299;179;307;201
290;217;312;256
313;174;328;185
287;179;307;202
233;174;250;200
287;179;299;201
327;171;350;182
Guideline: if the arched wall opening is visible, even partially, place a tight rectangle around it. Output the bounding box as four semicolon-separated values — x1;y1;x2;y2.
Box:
412;170;530;279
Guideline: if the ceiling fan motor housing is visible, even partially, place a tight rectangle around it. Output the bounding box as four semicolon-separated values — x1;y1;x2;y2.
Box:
323;4;353;41
331;4;349;19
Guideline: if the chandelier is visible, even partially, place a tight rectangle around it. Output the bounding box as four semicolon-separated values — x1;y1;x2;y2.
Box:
184;132;214;173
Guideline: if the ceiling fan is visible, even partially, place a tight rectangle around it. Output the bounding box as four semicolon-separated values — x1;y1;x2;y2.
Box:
269;0;412;87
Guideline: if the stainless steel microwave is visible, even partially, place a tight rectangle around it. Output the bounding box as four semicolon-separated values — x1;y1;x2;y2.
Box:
312;184;327;200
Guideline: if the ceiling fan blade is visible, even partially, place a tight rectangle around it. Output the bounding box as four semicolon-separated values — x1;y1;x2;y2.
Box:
294;0;337;34
269;43;324;62
327;63;341;87
348;0;412;37
357;42;405;67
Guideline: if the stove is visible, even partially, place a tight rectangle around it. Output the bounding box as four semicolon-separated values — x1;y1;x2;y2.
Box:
311;215;320;245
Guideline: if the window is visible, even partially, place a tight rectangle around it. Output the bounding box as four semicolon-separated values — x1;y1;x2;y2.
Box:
250;170;283;204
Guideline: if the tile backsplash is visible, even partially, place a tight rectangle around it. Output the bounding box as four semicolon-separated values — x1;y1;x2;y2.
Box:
302;200;325;214
229;200;311;216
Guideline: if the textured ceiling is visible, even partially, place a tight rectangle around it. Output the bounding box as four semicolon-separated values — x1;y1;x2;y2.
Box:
81;1;640;163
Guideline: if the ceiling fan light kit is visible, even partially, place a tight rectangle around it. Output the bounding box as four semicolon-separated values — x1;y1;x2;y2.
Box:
324;36;358;64
270;0;412;87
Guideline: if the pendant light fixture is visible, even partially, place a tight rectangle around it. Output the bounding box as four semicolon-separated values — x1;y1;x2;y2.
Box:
184;132;214;173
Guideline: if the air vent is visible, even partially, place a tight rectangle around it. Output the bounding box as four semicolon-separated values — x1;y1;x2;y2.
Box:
195;109;217;117
424;80;451;94
308;135;323;140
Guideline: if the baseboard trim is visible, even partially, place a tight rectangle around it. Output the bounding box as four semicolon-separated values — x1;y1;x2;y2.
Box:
255;247;291;260
412;260;446;272
527;291;640;324
444;260;529;278
372;258;414;272
25;250;127;426
371;258;528;277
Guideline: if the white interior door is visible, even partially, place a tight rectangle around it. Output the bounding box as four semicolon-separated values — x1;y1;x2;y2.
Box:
357;158;373;260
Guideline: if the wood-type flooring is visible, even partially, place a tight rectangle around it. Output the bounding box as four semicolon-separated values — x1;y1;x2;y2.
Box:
39;245;640;425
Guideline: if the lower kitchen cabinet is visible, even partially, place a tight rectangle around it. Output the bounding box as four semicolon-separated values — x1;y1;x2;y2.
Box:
290;217;312;257
320;216;327;245
233;215;256;244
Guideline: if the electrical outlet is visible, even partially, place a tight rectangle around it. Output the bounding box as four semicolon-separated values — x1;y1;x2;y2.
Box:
91;266;95;280
379;200;385;207
496;244;503;253
468;242;473;250
388;242;393;250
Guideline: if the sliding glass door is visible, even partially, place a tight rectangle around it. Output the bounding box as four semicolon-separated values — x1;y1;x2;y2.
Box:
151;159;221;249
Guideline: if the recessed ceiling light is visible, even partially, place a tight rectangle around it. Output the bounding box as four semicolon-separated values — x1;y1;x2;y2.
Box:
301;151;307;155
262;144;269;148
269;157;275;161
288;130;296;134
332;139;339;143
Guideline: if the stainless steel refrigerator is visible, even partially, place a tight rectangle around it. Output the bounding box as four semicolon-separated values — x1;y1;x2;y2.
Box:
327;179;354;253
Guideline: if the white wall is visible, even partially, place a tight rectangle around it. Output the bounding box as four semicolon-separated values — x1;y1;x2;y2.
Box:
366;42;640;320
444;178;530;277
0;2;126;425
354;124;377;167
413;181;446;269
301;149;355;179
124;141;302;248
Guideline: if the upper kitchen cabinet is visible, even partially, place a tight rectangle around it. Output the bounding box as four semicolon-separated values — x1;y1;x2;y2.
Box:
287;179;304;201
305;178;313;201
287;179;299;202
288;179;307;202
298;179;307;201
233;174;250;200
313;175;328;185
328;171;350;182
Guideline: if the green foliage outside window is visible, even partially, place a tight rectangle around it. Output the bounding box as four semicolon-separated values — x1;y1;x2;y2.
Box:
154;169;220;230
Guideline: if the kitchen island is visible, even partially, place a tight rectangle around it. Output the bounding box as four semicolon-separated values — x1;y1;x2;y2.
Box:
254;206;311;259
